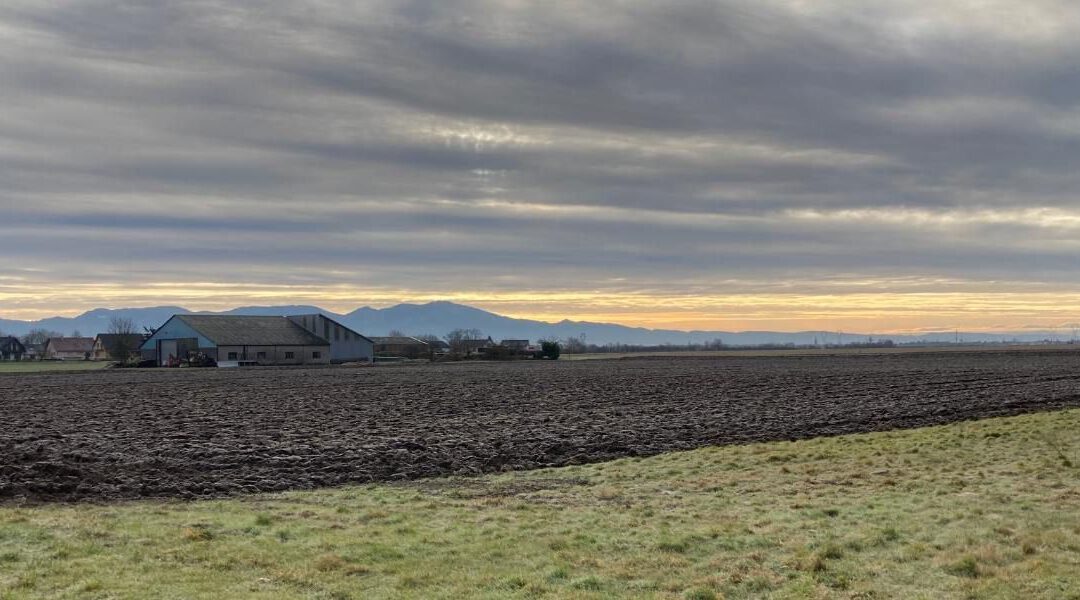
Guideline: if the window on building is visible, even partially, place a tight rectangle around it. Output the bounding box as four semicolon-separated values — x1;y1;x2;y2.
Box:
335;325;340;341
227;352;238;360
285;351;295;359
312;351;322;359
256;352;267;360
324;321;330;341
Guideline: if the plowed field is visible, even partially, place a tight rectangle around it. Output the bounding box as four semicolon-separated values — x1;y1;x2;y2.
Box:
3;350;1079;502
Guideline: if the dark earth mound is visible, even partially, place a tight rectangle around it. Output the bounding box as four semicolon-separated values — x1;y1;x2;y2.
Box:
2;350;1080;502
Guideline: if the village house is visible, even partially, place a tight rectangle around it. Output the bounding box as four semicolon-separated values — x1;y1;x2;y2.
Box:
371;336;430;359
92;333;145;361
43;337;94;360
140;314;373;367
0;336;26;361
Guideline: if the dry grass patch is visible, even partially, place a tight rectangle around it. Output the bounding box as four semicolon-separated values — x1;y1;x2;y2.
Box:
2;409;1080;598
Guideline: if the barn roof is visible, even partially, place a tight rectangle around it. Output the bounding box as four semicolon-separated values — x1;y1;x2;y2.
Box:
46;337;95;353
176;315;329;346
370;336;428;346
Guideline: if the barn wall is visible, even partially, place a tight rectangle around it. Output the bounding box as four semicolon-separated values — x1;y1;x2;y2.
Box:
287;315;373;363
141;317;217;365
217;345;331;365
142;317;216;349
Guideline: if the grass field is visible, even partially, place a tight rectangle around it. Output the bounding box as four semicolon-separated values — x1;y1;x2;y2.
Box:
0;361;110;374
2;410;1079;599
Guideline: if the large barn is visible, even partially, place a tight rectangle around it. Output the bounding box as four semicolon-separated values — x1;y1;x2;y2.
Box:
141;314;372;366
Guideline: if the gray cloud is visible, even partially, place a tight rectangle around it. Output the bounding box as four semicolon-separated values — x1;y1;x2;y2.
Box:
2;0;1080;324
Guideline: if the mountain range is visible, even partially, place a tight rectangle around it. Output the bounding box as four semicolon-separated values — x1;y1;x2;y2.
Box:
0;302;1074;346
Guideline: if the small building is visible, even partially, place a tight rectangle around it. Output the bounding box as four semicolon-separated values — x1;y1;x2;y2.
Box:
461;337;496;357
500;339;530;351
287;314;374;363
0;337;26;361
43;337;94;360
92;333;145;361
426;339;451;357
371;336;430;359
141;315;331;367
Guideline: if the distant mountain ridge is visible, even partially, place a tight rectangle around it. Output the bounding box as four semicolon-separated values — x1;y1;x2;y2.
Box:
0;301;1073;346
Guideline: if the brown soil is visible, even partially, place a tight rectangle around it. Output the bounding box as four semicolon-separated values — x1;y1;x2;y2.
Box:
2;350;1079;503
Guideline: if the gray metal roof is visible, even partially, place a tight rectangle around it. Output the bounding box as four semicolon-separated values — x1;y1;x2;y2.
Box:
370;336;428;345
177;315;329;346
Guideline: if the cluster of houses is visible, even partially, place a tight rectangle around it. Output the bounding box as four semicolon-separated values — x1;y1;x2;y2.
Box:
1;334;145;362
2;313;545;367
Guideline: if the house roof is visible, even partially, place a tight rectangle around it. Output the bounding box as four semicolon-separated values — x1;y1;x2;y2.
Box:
46;337;95;353
461;338;494;349
176;315;329;346
94;333;144;354
370;336;428;346
426;340;450;349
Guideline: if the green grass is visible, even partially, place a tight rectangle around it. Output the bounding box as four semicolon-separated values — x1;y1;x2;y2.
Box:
0;361;111;374
2;410;1080;599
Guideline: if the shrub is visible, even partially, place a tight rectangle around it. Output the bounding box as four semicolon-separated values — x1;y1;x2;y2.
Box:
541;341;561;360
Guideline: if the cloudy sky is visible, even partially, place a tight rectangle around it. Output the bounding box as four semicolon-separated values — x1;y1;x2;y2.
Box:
2;1;1080;332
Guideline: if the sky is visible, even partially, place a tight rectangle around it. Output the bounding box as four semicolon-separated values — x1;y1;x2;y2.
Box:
2;1;1080;333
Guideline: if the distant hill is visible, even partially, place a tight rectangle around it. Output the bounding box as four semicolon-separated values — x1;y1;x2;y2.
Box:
0;301;1072;346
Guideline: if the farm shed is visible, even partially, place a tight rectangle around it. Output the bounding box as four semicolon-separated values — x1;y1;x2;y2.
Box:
371;336;430;359
461;337;496;357
427;339;451;357
43;337;94;360
500;339;530;351
141;315;331;367
287;314;374;363
92;333;144;361
0;337;26;361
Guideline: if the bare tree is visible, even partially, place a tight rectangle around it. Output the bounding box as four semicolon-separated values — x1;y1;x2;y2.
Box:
387;329;407;337
21;328;60;347
107;316;137;362
563;336;587;354
446;328;483;354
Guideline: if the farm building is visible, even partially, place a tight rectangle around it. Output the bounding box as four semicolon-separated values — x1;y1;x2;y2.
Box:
371;336;430;359
427;339;451;357
140;314;374;366
43;337;94;360
141;315;331;367
286;314;374;363
1;337;26;361
461;337;496;357
91;333;145;361
500;339;530;351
